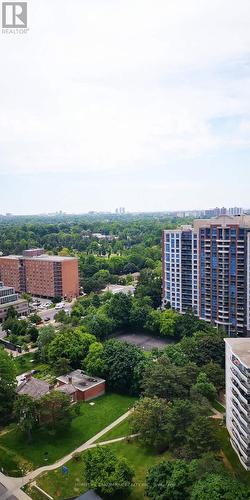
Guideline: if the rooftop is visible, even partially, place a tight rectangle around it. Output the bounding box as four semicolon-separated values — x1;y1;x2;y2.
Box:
225;338;250;368
56;370;105;392
0;282;15;292
103;284;135;295
194;214;250;230
30;254;78;262
0;298;27;309
17;376;50;399
0;254;77;262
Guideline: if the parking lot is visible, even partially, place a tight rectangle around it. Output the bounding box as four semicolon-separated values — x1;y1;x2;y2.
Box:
30;298;73;322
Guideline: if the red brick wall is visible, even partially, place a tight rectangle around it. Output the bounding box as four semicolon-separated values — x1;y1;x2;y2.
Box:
25;259;55;297
61;259;79;299
0;258;21;291
83;382;106;401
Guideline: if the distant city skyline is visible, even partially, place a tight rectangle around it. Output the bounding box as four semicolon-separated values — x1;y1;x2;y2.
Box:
1;0;250;213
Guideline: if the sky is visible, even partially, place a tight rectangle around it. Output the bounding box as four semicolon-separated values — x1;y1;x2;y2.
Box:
1;0;250;214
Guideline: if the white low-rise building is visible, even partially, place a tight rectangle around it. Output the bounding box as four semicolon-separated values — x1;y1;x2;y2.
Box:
225;338;250;470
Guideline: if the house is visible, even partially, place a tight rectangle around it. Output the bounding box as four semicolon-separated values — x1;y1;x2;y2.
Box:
103;284;135;295
56;370;105;402
17;374;50;399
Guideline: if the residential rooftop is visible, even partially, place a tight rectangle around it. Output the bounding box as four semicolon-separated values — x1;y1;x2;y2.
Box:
17;376;50;399
56;370;105;392
193;214;250;230
225;338;250;368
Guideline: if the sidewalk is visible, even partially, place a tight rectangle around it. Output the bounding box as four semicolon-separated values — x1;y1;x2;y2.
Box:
0;409;132;499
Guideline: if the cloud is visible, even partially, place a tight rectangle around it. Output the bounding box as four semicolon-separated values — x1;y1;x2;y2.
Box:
0;0;250;175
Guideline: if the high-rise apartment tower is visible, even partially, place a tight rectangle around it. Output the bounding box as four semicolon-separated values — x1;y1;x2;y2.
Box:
162;215;250;336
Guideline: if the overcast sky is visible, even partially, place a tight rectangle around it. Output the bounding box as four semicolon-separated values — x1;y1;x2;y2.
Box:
1;0;250;214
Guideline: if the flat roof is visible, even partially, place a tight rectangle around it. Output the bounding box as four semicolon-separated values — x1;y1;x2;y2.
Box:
31;254;77;262
0;284;15;292
0;255;22;259
0;298;27;309
57;370;105;392
0;254;77;262
225;338;250;367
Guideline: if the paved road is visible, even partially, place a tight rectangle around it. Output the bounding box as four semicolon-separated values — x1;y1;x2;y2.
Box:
0;410;132;499
35;301;73;322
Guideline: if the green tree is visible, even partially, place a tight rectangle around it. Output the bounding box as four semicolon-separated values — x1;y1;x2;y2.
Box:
145;309;161;334
143;356;198;401
0;349;17;424
129;297;152;330
107;293;132;328
202;362;225;392
38;391;73;431
164;400;201;450
27;324;39;342
13;394;38;441
179;332;225;367
130;396;169;450
191;372;217;402
5;305;18;320
29;313;42;324
159;309;179;337
135;268;162;307
83;342;107;376
83;446;134;498
54;309;69;324
186;416;219;458
37;325;56;362
102;339;145;394
146;460;191;500
48;331;96;368
191;473;250;500
21;293;33;304
84;310;114;340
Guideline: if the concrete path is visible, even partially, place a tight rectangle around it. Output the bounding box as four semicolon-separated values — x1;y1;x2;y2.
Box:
211;408;224;419
0;409;132;499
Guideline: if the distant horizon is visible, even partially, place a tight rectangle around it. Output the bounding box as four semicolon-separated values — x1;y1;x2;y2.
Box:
0;206;248;218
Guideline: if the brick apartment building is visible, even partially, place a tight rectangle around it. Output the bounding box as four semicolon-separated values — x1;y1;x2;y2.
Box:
0;250;79;300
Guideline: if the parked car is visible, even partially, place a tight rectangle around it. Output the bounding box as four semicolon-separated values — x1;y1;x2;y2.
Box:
44;317;50;322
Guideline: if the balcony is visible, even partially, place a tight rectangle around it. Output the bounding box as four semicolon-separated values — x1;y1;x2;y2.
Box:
231;437;250;466
232;428;250;453
232;392;249;417
232;400;250;427
232;410;250;439
231;380;249;405
232;418;250;444
231;364;249;385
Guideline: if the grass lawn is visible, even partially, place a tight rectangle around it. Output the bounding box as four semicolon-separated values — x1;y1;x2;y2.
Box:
0;442;29;476
0;394;136;473
96;416;131;442
14;353;43;375
217;424;250;487
14;353;58;384
213;400;226;413
37;439;172;500
23;485;48;500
